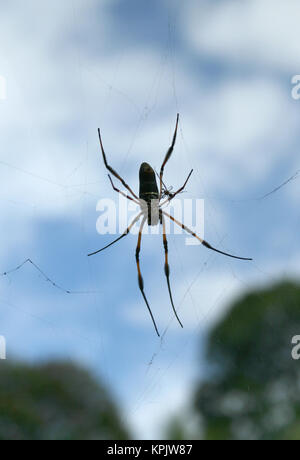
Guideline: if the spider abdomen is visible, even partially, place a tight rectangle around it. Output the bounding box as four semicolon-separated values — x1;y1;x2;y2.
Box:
139;163;159;199
139;162;160;226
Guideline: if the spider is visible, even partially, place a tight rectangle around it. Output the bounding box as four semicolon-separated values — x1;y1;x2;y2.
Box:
88;114;252;337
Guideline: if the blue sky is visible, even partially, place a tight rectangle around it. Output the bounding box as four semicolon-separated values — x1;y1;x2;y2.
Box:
0;0;300;438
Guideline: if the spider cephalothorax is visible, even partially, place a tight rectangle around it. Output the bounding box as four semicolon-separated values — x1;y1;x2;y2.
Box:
88;114;252;337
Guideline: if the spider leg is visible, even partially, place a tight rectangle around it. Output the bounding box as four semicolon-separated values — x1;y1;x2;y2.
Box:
160;169;193;207
136;216;160;337
98;128;139;200
88;212;142;257
159;114;179;199
161;212;183;328
155;169;168;195
108;174;140;205
163;211;252;261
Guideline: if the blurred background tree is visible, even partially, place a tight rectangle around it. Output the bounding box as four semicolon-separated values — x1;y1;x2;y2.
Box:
0;360;130;440
3;280;300;440
194;280;300;440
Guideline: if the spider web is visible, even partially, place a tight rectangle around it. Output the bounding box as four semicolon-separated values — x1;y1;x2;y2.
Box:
0;0;299;440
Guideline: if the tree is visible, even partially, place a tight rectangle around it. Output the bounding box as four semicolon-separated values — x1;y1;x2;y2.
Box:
194;281;300;440
0;360;129;440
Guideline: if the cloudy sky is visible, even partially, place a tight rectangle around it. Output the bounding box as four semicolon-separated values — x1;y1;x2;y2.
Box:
0;0;300;438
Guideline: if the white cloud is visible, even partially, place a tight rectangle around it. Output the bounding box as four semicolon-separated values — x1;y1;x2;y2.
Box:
125;366;194;440
0;0;201;221
183;0;300;72
1;0;298;229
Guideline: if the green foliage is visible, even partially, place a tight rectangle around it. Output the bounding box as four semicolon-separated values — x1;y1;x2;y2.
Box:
194;280;300;440
0;360;130;440
164;412;201;440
